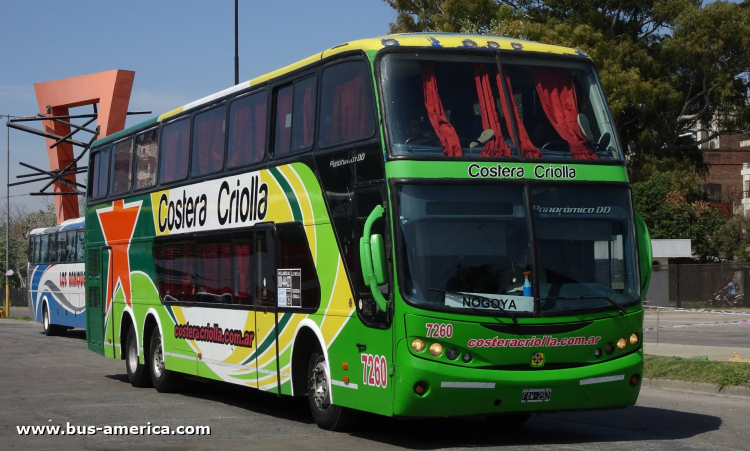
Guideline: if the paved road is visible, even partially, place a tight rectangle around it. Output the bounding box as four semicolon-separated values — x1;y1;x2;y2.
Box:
644;310;750;351
1;318;749;450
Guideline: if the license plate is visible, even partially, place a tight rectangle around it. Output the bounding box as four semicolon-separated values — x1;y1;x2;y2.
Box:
521;388;551;403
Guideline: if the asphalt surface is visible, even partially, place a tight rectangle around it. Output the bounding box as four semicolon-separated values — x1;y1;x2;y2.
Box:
2;316;750;450
644;310;750;350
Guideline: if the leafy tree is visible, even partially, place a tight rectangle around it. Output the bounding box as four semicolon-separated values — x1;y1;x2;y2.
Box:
0;203;57;289
716;214;750;261
632;172;727;260
383;0;750;176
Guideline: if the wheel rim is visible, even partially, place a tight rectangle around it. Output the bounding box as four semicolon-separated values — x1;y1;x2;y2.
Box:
152;335;164;378
127;336;138;372
311;360;331;411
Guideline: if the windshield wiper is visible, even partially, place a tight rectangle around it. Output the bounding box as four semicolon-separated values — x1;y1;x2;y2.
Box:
540;295;626;315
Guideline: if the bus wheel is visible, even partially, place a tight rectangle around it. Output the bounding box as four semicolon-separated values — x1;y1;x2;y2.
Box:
125;328;151;388
150;330;178;393
42;304;58;336
307;352;356;431
486;413;531;427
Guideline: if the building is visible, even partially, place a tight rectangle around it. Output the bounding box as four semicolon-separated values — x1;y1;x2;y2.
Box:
700;132;750;216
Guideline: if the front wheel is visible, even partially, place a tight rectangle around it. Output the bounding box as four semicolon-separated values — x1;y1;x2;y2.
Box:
150;330;178;392
42;304;59;336
308;352;356;431
125;328;151;388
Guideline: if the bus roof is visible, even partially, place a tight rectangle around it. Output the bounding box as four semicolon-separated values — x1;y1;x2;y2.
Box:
29;217;85;236
92;33;583;148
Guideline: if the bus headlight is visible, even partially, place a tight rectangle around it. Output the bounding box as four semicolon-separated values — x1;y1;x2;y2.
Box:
630;333;639;346
411;338;426;352
429;343;443;357
617;338;627;350
446;347;459;360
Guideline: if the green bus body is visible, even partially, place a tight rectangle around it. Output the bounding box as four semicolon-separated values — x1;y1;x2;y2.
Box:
85;33;649;426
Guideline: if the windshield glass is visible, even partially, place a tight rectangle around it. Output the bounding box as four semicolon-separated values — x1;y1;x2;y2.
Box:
380;53;622;161
397;184;534;313
397;184;639;315
532;185;639;312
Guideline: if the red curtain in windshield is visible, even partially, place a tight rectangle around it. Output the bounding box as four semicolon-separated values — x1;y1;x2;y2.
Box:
497;73;541;158
473;65;510;157
196;110;225;175
421;62;462;157
531;68;597;159
233;242;253;305
302;84;315;148
200;243;231;296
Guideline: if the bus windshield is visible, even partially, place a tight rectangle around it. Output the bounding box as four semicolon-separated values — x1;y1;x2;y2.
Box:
381;53;622;160
396;184;639;315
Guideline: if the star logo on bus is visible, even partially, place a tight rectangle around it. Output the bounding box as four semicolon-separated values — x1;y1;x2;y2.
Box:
531;352;545;367
96;199;142;312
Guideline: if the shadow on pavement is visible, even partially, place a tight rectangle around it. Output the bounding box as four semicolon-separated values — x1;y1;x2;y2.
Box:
105;371;721;448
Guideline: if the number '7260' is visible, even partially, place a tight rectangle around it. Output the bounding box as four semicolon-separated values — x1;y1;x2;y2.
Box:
425;323;453;338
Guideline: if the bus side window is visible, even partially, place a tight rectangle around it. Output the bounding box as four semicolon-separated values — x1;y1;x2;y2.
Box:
278;223;320;309
191;105;226;177
194;235;232;303
274;76;317;156
66;231;77;262
57;232;67;263
76;230;85;262
89;147;111;199
159;118;190;184
254;229;277;307
232;232;255;305
227;91;267;169
48;233;58;263
319;60;376;147
135;130;158;189
39;234;49;264
111;138;134;196
154;239;196;303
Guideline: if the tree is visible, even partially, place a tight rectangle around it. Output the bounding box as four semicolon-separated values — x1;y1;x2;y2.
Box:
0;202;56;289
383;0;750;176
716;215;750;261
632;172;727;260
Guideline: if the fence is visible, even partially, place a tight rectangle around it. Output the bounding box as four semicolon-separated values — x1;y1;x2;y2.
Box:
646;263;750;308
3;287;28;307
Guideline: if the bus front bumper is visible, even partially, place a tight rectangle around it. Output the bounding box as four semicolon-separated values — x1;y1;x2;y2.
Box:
393;341;643;417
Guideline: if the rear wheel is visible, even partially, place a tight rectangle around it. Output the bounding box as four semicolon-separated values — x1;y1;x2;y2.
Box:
308;352;356;431
125;328;151;388
150;330;178;392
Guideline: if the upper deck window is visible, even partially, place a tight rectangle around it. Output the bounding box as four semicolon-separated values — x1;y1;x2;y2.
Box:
274;77;317;156
160;118;190;184
90;147;110;199
227;91;267;169
192;106;226;177
380;53;622;161
319;61;376;147
111;138;134;196
135;130;158;189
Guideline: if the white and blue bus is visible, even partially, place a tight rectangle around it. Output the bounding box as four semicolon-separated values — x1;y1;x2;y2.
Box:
27;217;86;335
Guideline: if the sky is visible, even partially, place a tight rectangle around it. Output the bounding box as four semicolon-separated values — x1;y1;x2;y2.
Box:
0;0;397;213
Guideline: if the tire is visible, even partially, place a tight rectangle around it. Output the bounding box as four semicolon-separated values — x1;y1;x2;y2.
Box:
307;352;357;431
487;413;532;427
125;328;151;388
42;304;59;336
150;329;178;393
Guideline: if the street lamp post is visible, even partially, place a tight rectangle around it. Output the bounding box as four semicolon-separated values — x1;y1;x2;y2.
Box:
3;116;9;318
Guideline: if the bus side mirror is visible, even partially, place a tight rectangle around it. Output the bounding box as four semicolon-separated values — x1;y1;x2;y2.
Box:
360;205;388;312
370;234;387;286
634;211;652;298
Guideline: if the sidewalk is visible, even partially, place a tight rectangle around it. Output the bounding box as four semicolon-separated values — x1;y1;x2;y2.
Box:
644;342;750;361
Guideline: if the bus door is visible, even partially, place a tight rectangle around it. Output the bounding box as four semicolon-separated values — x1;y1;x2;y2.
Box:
254;225;281;394
86;247;106;355
350;186;394;415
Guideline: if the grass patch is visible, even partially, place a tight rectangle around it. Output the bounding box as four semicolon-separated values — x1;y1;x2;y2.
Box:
645;354;750;390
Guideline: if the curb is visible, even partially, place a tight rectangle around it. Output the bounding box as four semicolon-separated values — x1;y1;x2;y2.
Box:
643;377;750;397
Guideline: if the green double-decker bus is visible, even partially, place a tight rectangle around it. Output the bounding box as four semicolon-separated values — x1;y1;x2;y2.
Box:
85;33;652;430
